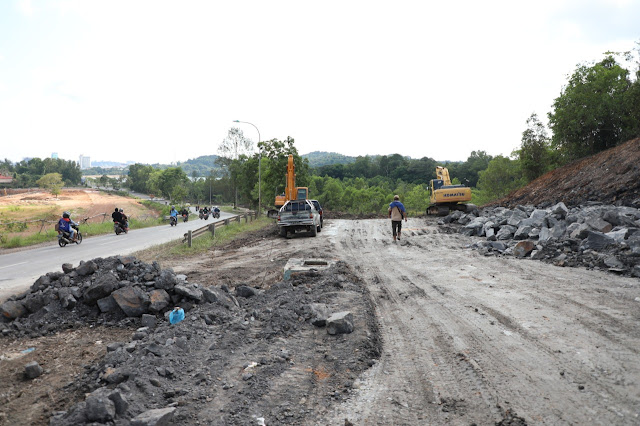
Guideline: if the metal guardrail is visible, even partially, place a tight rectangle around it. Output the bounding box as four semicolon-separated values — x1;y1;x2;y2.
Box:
182;212;257;247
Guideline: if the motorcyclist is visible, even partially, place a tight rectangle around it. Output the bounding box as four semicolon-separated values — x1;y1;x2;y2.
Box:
181;206;189;222
112;207;122;224
57;211;78;242
202;206;209;215
213;206;220;218
170;205;178;224
119;208;129;232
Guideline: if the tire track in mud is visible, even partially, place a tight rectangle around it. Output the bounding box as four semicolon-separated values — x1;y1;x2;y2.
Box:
323;219;640;425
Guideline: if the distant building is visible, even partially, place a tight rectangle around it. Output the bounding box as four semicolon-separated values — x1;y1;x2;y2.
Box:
79;155;91;170
0;173;13;184
51;152;59;159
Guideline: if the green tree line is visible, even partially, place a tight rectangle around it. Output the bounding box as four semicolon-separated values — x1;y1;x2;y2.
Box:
0;157;82;187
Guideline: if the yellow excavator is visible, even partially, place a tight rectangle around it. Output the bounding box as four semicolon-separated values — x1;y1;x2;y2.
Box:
427;166;475;216
268;154;308;217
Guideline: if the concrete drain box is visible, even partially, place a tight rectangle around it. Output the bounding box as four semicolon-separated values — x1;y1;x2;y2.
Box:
284;258;334;280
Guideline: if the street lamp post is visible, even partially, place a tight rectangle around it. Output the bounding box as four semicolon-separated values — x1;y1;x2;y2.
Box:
233;120;261;215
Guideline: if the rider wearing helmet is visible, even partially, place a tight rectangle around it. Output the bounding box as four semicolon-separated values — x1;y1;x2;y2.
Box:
119;208;129;232
169;205;179;224
57;211;78;242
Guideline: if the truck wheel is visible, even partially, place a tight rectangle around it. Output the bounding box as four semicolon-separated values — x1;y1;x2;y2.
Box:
279;227;287;237
317;224;321;233
311;224;317;237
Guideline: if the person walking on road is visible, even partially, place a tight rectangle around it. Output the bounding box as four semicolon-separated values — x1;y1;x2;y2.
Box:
388;195;407;241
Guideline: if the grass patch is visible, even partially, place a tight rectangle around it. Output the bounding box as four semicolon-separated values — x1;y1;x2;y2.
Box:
133;216;273;264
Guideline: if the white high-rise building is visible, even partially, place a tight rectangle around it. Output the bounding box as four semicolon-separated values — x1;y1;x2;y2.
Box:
79;155;91;169
51;152;59;159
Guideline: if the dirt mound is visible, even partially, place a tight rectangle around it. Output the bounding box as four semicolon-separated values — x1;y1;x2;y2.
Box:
497;138;640;208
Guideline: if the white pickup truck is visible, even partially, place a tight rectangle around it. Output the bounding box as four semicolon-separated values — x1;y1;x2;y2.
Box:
277;199;321;238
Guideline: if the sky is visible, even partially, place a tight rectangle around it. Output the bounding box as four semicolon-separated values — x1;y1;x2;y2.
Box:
0;0;638;165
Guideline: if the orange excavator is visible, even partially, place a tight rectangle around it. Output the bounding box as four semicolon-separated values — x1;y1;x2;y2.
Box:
268;154;308;217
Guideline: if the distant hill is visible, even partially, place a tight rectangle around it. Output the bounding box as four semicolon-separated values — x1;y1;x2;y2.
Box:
175;154;222;177
302;151;357;168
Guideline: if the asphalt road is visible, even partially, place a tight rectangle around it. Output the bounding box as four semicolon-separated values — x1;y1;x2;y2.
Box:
0;210;236;302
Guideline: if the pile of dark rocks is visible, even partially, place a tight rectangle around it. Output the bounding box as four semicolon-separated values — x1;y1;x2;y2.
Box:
440;202;640;277
0;256;379;425
0;256;225;334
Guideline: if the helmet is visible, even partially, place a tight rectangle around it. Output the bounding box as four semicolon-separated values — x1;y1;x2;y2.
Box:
115;207;119;212
171;206;175;209
63;211;70;218
119;208;123;212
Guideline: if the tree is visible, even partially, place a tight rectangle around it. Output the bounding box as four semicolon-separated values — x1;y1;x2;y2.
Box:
476;156;525;202
36;173;63;198
519;113;553;182
548;53;636;162
158;167;188;200
99;174;109;188
218;128;254;208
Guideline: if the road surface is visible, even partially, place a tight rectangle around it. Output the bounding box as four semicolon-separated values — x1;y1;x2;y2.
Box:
0;210;235;302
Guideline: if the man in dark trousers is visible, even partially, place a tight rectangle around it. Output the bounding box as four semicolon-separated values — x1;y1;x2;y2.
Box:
388;195;407;241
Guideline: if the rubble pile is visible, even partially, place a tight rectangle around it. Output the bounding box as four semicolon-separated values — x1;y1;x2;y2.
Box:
0;256;381;425
441;202;640;277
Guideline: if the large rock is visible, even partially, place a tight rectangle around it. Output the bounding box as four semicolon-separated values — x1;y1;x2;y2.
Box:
130;407;176;426
83;273;119;304
580;231;615;251
514;241;536;258
148;289;171;313
585;216;613;233
84;392;116;423
326;311;354;335
174;283;204;301
76;260;98;276
23;293;45;313
155;269;177;290
496;225;517;240
549;202;569;218
569;223;591;240
97;295;121;313
514;225;533;240
112;286;150;317
0;300;27;320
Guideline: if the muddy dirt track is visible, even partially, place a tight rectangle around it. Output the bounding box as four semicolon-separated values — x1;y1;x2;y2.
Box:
300;218;638;425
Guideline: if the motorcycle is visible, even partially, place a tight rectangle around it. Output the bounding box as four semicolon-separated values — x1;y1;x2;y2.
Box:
114;221;128;235
170;216;178;226
58;224;82;247
212;210;220;219
182;213;189;223
199;210;209;220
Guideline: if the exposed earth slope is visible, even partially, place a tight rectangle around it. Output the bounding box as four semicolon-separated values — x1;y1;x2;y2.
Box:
497;138;640;208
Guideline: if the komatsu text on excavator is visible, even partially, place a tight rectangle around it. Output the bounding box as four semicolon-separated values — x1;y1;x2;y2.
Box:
268;154;308;217
427;166;475;216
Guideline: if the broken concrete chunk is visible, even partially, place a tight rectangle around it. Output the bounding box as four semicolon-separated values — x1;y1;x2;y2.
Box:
61;263;74;274
327;311;354;335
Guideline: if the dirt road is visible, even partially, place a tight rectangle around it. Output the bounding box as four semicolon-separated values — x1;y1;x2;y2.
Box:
2;217;639;425
317;219;640;425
